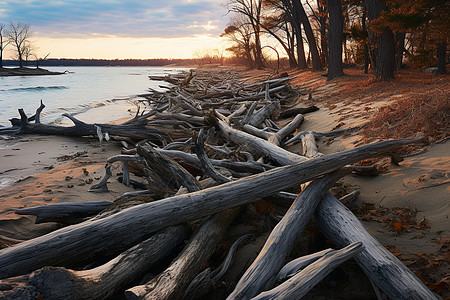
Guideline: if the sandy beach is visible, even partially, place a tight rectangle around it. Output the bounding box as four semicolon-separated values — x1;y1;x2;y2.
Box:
0;67;448;298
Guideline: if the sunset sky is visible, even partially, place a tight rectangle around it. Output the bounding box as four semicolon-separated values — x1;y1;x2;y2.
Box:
1;0;230;59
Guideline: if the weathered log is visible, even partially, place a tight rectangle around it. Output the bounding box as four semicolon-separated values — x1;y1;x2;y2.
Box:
14;201;113;224
0;137;421;279
0;225;190;300
159;149;273;174
137;142;201;196
215;118;308;165
276;248;334;283
227;170;348;299
10;107;168;142
125;208;240;300
251;242;364;300
241;124;272;140
301;132;323;158
247;100;280;128
315;193;439;300
193;129;230;184
88;165;112;193
279;105;319;119
268;114;304;146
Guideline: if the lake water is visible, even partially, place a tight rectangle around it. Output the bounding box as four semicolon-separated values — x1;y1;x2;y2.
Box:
0;66;187;126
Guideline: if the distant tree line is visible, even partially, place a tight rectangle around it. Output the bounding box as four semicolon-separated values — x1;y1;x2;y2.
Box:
222;0;448;80
2;58;196;67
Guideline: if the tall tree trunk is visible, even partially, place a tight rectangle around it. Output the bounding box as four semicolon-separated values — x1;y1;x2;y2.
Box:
362;12;370;73
377;28;395;80
318;0;328;67
294;25;307;69
327;0;344;79
437;40;447;74
254;25;263;70
364;0;395;81
395;32;406;70
294;0;322;71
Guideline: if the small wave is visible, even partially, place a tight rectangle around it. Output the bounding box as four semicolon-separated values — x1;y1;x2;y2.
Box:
2;86;69;92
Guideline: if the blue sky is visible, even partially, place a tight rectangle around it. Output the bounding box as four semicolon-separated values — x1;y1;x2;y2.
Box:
0;0;230;58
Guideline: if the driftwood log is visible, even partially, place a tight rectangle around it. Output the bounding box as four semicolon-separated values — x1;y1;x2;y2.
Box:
14;201;113;224
251;242;364;300
276;248;334;283
2;105;168;143
0;225;190;300
227;170;348;299
0;137;421;279
315;193;439;300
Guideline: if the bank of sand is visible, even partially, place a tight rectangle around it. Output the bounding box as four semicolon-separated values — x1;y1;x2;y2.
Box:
0;68;448;297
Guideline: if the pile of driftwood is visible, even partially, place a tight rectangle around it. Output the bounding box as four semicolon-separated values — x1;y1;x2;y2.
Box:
0;69;438;300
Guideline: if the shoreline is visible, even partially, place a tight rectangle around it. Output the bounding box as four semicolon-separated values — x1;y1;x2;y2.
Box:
0;67;448;298
0;67;65;77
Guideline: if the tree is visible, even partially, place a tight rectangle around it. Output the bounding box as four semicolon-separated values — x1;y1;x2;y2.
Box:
221;17;256;67
0;22;9;68
228;0;265;69
7;22;32;68
327;0;345;79
364;0;396;81
293;0;322;70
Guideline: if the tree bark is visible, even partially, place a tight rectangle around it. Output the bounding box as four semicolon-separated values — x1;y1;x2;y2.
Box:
0;137;421;279
364;0;396;81
315;193;439;300
294;0;322;71
251;242;364;300
437;40;447;74
125;208;240;300
327;0;345;79
15;201;113;224
0;225;191;300
227;170;348;299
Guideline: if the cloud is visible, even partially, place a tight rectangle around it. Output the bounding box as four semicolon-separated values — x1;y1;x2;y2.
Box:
1;0;229;39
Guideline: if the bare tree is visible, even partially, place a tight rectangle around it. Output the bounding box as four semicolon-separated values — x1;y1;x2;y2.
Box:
227;0;264;69
0;22;9;68
221;17;256;67
35;52;50;69
7;22;32;68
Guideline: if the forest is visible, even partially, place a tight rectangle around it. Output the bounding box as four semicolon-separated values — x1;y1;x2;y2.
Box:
220;0;448;80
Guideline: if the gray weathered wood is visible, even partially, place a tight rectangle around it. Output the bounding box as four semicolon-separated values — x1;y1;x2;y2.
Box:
125;208;239;300
251;242;364;300
0;225;190;300
227;170;348;299
301;132;322;158
137;142;201;196
315;193;439;300
216;119;308;165
268;114;304;146
14;201;113;224
247;100;280;128
0;137;421;279
276;248;334;283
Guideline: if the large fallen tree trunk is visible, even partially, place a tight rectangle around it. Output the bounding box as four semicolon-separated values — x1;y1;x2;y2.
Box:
315;193;439;300
5;106;168;142
14;201;113;224
227;170;348;299
0;137;421;279
5;225;191;300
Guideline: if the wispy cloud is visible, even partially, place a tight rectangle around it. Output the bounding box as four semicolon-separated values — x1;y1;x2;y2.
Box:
2;0;229;38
